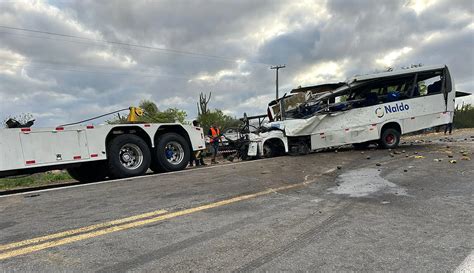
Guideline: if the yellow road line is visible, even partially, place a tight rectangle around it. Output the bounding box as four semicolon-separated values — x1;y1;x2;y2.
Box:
0;183;300;260
0;209;168;252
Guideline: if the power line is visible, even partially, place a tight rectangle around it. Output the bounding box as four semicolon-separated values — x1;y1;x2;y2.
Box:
0;25;270;66
1;62;192;79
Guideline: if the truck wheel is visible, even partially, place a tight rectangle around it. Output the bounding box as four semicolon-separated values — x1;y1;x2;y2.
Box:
67;161;108;182
107;134;151;178
379;128;400;149
152;133;190;172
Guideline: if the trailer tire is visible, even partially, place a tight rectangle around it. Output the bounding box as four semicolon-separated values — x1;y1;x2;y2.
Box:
67;161;108;183
107;134;151;178
152;133;190;172
379;128;400;149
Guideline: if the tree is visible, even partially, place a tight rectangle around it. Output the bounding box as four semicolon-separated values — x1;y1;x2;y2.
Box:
107;100;187;124
198;109;240;132
197;92;211;115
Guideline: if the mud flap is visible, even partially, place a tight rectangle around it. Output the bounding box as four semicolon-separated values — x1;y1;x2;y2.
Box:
247;142;258;156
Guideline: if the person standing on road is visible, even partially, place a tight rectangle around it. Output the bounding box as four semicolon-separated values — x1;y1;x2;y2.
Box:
209;124;220;164
445;111;454;135
189;120;206;167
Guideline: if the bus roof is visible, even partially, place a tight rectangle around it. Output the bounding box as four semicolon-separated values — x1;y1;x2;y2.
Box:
350;64;447;83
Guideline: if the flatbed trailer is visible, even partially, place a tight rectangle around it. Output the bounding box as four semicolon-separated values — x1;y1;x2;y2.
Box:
0;123;206;181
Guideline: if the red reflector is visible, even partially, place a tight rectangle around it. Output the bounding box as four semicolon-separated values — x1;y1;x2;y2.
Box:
195;128;201;131
73;156;81;160
198;145;203;149
86;125;94;129
319;132;325;135
144;124;151;127
55;127;64;131
21;128;31;132
91;154;98;158
411;117;415;120
26;160;36;164
345;128;350;131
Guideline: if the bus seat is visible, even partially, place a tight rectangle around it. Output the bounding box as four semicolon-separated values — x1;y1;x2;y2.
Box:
386;91;401;102
428;80;442;94
364;92;378;106
412;86;420;97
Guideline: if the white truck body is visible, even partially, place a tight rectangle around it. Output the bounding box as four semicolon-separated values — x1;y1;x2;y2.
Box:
250;65;455;156
0;123;205;177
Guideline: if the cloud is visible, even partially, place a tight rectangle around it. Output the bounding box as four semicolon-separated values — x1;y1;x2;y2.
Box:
0;0;472;127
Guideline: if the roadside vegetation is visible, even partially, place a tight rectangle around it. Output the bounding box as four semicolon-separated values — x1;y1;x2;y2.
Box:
454;104;474;128
0;172;72;191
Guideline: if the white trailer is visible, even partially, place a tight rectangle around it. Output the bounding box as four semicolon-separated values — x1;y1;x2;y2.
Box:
245;65;456;157
0;123;206;182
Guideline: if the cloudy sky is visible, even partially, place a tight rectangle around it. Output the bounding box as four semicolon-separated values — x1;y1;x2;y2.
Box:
0;0;473;126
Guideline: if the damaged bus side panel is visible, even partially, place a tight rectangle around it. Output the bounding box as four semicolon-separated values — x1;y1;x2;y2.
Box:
249;65;455;157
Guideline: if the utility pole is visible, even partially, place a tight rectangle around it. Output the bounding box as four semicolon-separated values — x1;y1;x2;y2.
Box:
270;65;285;99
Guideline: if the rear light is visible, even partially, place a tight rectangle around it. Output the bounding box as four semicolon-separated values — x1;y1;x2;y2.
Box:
55;127;64;131
73;156;82;160
21;128;31;132
90;154;98;158
86;125;94;129
144;124;151;127
26;160;36;164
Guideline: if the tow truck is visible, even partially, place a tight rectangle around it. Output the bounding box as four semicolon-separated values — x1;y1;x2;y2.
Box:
0;107;206;182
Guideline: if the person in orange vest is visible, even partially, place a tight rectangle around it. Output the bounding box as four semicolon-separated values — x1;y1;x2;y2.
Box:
208;124;221;164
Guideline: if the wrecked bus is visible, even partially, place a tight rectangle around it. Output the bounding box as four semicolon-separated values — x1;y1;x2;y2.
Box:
244;65;455;157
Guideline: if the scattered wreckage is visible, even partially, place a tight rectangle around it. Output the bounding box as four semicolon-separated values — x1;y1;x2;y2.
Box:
223;65;458;159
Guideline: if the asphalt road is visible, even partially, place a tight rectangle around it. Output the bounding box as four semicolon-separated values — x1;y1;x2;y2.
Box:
1;132;473;272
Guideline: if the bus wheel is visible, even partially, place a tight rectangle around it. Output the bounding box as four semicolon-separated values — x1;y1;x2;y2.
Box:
152;133;190;172
67;161;108;183
379;128;400;149
107;134;151;178
263;143;274;158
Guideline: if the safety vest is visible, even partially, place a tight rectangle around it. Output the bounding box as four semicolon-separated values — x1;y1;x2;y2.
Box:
210;127;220;143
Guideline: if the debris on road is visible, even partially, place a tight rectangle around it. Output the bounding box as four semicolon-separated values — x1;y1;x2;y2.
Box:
449;160;457;164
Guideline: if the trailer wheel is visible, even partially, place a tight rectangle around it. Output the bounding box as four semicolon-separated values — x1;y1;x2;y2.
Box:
67;161;108;183
152;133;190;172
379;128;400;149
107;134;151;178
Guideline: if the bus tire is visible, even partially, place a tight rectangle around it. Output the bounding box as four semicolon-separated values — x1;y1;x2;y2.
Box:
107;134;151;178
263;143;274;158
379;128;400;149
152;133;190;172
67;161;108;182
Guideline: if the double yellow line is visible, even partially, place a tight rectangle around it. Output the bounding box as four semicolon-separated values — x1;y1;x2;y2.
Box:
0;183;301;260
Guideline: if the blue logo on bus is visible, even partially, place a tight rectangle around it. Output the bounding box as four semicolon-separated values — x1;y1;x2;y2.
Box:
376;102;410;118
